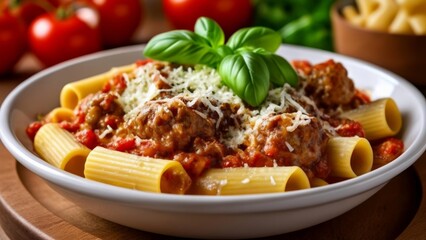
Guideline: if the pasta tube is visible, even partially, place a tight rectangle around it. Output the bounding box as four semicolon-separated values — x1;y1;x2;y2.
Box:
340;98;402;140
34;123;90;177
45;107;75;123
84;147;192;194
365;0;398;31
191;166;310;195
409;14;426;35
327;137;373;178
60;64;135;109
343;5;365;27
310;178;328;187
389;10;414;34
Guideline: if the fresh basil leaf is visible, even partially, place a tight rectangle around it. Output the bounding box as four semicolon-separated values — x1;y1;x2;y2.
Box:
255;50;299;86
234;46;255;54
216;45;233;58
226;27;281;52
143;30;222;67
194;17;225;48
218;52;270;107
267;54;299;86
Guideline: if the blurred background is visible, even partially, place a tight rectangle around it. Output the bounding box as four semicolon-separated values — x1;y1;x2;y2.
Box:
1;0;425;86
0;0;335;74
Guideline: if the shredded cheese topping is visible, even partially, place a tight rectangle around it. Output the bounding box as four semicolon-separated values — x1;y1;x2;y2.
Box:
118;63;315;149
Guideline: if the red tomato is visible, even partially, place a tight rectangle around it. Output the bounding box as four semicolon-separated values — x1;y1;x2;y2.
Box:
88;0;143;48
75;129;99;149
162;0;253;37
28;7;102;67
0;10;27;75
6;0;61;27
25;121;43;141
9;1;47;27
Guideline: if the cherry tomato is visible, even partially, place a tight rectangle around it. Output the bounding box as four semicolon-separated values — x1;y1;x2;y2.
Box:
0;10;27;75
88;0;143;48
28;6;102;67
162;0;253;37
8;0;45;27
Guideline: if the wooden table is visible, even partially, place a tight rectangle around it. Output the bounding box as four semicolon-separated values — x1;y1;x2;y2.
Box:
1;51;426;240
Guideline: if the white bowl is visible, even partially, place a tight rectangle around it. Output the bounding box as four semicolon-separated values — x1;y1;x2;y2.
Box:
1;45;426;239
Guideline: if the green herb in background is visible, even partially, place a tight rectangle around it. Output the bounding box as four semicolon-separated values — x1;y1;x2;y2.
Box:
144;17;298;107
252;0;335;51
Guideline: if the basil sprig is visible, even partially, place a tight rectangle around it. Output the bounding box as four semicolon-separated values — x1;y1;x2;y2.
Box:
143;17;298;107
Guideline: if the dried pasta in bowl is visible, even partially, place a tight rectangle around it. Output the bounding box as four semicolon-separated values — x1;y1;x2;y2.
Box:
342;0;426;35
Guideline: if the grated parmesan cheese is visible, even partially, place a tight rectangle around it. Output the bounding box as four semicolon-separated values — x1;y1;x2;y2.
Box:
99;125;113;139
241;178;250;184
270;176;277;186
285;141;294;152
118;62;318;149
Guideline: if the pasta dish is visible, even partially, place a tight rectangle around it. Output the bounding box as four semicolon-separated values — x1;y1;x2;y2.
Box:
25;17;404;195
26;58;404;195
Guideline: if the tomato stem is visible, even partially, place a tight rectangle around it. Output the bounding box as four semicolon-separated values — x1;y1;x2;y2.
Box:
56;3;77;20
56;0;81;20
8;0;22;9
7;0;56;12
34;0;56;12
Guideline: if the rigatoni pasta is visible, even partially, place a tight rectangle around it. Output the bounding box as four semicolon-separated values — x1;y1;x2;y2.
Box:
310;178;329;187
60;64;135;109
191;166;310;195
327;137;373;178
45;107;75;123
85;147;191;194
340;98;402;140
34;123;90;177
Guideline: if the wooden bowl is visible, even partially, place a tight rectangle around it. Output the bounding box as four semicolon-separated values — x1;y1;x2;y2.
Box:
331;1;426;86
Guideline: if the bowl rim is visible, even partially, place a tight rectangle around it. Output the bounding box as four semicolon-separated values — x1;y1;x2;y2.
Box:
1;44;426;214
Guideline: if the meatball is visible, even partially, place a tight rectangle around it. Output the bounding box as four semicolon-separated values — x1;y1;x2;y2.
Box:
302;59;355;108
127;98;216;153
248;113;330;179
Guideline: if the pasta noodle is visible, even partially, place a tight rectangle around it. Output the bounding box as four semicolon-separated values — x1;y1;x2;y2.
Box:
340;98;402;140
366;0;399;31
327;137;373;178
34;123;90;177
310;178;329;187
190;166;310;195
342;5;365;26
60;64;135;109
397;0;425;12
409;14;426;34
84;147;192;194
390;10;414;34
45;107;75;123
357;0;376;17
342;0;426;35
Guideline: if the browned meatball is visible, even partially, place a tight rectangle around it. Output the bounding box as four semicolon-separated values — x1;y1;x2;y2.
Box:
127;98;216;153
302;59;355;108
248;113;330;179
